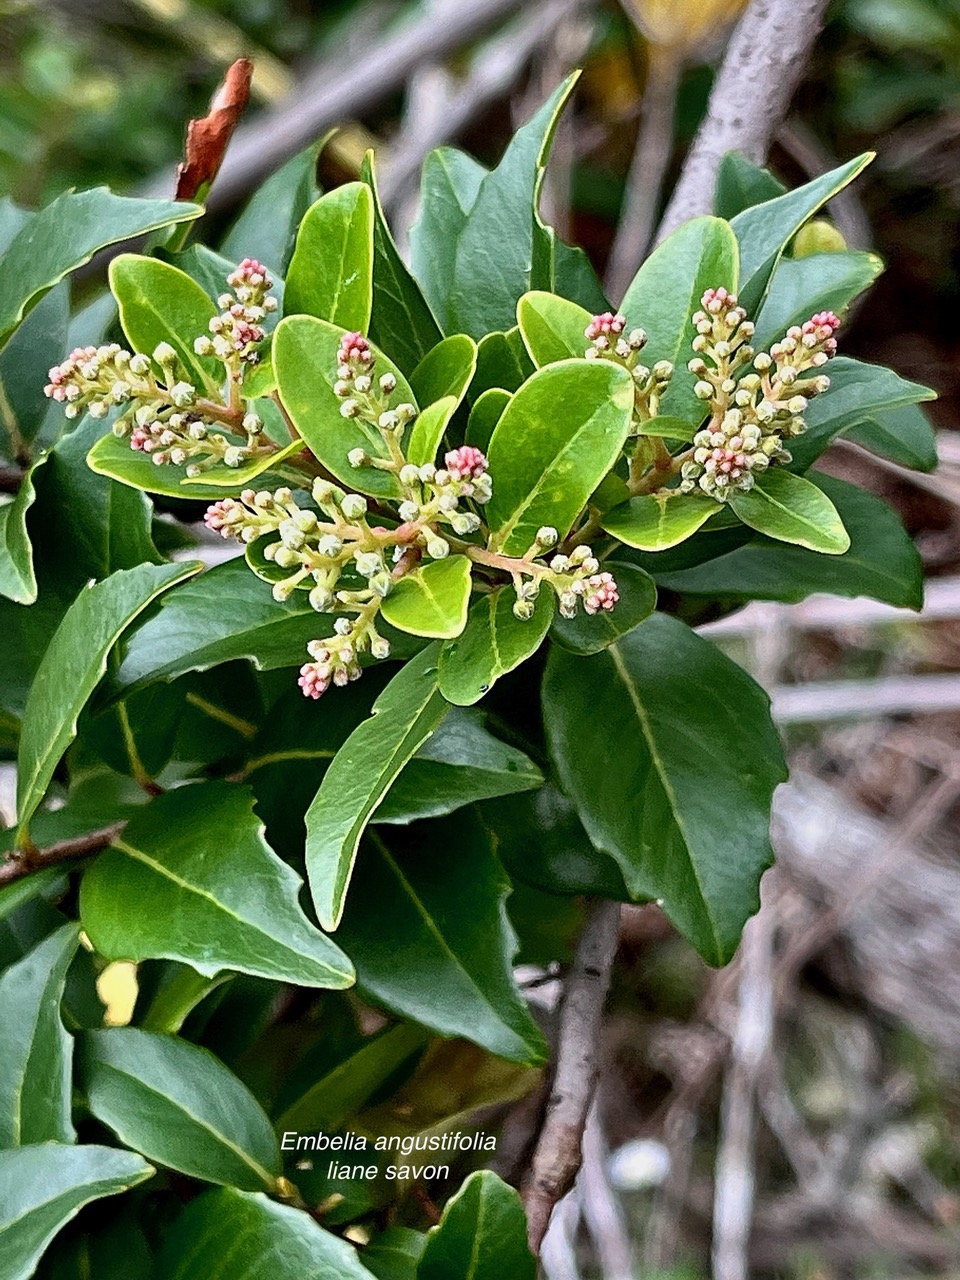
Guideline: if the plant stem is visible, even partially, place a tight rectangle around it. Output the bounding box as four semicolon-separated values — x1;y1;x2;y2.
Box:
0;822;126;888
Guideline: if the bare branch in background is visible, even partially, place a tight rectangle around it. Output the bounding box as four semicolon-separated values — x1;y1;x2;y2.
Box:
656;0;831;242
523;898;621;1253
175;58;253;202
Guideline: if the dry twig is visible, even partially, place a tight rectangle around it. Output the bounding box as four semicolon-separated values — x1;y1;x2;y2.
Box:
0;822;126;888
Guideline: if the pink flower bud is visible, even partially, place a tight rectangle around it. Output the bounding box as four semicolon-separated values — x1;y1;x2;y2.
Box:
298;662;331;700
338;332;373;368
582;571;619;615
444;445;488;482
585;312;627;342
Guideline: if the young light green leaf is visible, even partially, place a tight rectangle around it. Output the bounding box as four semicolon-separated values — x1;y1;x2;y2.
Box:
410;148;486;333
620;216;739;426
602;491;718;550
516;291;591;366
843;403;938;473
336;826;547;1064
466;388;511;451
377;708;544;824
274;315;416;496
81;1027;281;1191
284;183;374;331
361;152;443;375
655;473;923;610
486;359;634;554
545;615;787;964
729;469;850;554
109;254;221;394
437;586;554;706
307;645;448;930
407;334;477;465
0;1143;154;1280
418;1170;536;1280
0;924;78;1147
0;188;202;348
87;430;302;497
80;782;354;989
0;458;41;605
752;250;883;352
380;556;471;639
551;562;657;654
16;560;201;840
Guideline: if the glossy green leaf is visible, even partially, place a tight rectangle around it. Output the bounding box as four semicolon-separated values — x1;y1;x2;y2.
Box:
636;415;698;440
221;144;322;274
81;1026;281;1191
16;561;200;839
655;473;923;609
159;1187;377;1280
551;561;657;654
486;359;633;554
274;315;415;496
713;152;786;220
0;460;40;605
418;1170;536;1280
180;440;305;487
620;216;739;426
0;282;68;452
729;469;850;553
752;250;883;352
731;154;873;310
86;430;301;499
410;148;486;333
80;782;354;988
377;708;544;823
544;614;787;964
380;557;471;639
0;188;202;348
306;645;448;930
362;1228;425;1280
516;290;591;366
0;1143;154;1280
602;491;718;550
438;586;553;706
466;388;511;451
361;152;443;374
118;560;332;688
336;825;547;1064
533;223;610;316
407;334;478;465
843;403;938;472
0;923;78;1147
284;183;374;331
471;328;534;397
109;254;220;394
0;870;64;924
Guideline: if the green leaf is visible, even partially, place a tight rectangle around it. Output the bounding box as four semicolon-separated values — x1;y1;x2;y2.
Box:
0;282;68;453
0;460;40;605
80;782;354;989
407;334;478;465
16;561;200;839
551;561;657;654
81;1026;281;1191
533;225;610;316
159;1187;377;1280
109;254;220;394
377;708;544;823
438;587;553;706
752;250;883;352
284;183;374;332
602;491;718;550
714;152;786;220
0;188;202;349
0;1143;153;1280
729;469;850;554
380;557;472;639
730;154;873;310
418;1170;536;1280
362;1228;425;1280
118;560;334;688
221;144;322;274
274;315;416;497
843;403;938;472
654;473;923;610
410;149;487;333
466;388;511;451
336;825;547;1064
620;216;739;426
486;359;633;554
87;430;302;498
0;870;64;925
516;291;591;366
446;76;578;338
472;328;534;397
306;645;448;931
543;614;787;964
360;152;443;375
0;923;78;1147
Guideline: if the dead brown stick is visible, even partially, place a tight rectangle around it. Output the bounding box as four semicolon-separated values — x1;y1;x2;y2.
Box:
656;0;831;242
0;822;125;889
523;898;620;1253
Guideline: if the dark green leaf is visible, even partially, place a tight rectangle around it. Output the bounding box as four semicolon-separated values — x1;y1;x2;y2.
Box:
80;782;354;988
729;469;850;553
0;1143;153;1280
551;561;657;654
466;388;511;451
544;614;787;964
284;184;374;331
410;148;486;333
752;250;883;352
306;645;448;930
361;1228;425;1280
221;145;322;275
418;1170;536;1280
843;403;938;472
407;335;477;465
471;328;534;397
714;152;786;220
438;586;554;706
0;283;68;453
81;1026;281;1190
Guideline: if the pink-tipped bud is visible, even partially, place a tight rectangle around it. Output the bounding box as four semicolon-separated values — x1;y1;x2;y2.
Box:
338;332;373;368
582;571;619;615
298;661;330;700
700;287;735;314
227;257;273;291
444;445;488;482
802;310;841;355
585;312;626;342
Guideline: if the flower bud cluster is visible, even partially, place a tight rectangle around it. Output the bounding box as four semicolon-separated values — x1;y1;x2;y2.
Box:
583;312;673;429
193;258;277;367
511;538;619;621
333;333;417;449
44;343;155;421
681;292;840;500
393;445;493;556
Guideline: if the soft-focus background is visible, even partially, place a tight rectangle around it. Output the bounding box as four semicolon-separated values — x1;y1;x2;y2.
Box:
3;1;960;1275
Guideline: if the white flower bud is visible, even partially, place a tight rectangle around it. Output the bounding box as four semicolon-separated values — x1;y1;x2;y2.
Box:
170;381;196;407
224;447;245;468
340;494;367;520
379;373;397;394
153;342;177;365
317;534;343;558
398;500;420;522
243;413;263;434
370;635;391;659
536;526;558;547
348;448;369;468
425;536;449;559
694;381;714;401
340;399;360;419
